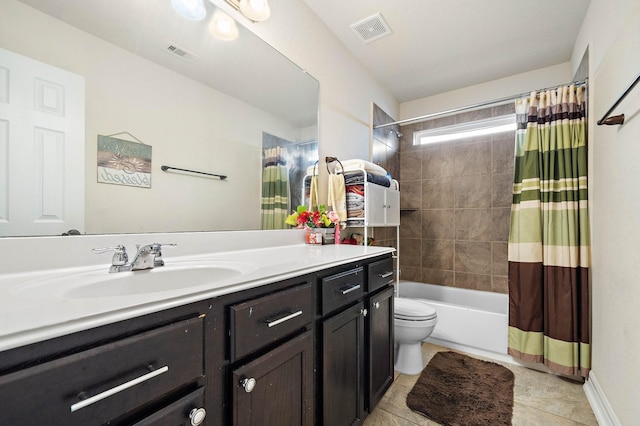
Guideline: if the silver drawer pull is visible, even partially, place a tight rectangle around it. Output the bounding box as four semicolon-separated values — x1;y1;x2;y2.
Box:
339;284;361;295
379;271;394;279
70;365;169;412
267;310;303;328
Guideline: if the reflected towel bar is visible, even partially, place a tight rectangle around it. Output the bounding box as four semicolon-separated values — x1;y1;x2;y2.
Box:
161;165;227;180
597;71;640;126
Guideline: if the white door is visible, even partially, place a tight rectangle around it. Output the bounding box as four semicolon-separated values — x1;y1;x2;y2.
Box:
384;188;400;226
0;48;85;236
365;183;386;225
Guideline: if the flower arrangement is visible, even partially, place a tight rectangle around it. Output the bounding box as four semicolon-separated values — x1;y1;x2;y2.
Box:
285;205;340;229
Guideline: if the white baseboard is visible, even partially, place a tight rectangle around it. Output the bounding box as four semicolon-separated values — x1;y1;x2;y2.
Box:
583;371;621;426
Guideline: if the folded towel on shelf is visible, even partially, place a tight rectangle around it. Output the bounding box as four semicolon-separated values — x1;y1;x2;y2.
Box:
306;158;389;177
343;172;391;187
327;173;347;221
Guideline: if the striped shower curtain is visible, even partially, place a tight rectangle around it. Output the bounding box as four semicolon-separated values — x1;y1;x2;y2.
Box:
261;146;290;229
508;84;590;377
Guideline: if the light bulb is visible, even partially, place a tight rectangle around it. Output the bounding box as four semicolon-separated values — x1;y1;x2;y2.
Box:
239;0;270;21
209;11;239;41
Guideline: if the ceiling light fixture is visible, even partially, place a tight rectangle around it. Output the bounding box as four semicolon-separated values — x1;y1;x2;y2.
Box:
209;10;239;41
225;0;271;22
171;0;207;21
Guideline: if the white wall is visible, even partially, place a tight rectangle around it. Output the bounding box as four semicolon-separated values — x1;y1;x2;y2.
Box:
399;62;572;121
210;0;399;202
0;0;307;233
573;0;640;424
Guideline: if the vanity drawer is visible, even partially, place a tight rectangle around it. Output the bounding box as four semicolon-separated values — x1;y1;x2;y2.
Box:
321;267;364;315
230;283;314;361
0;316;204;426
131;387;206;426
368;257;395;292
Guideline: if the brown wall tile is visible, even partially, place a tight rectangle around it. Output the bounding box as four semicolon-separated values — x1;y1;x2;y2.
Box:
492;207;511;242
455;174;492;208
422;268;454;286
455;272;492;292
400;210;421;238
422;178;454;209
455;241;491;274
397;105;517;292
492;242;509;276
422;239;454;270
422;209;454;239
455;209;492;241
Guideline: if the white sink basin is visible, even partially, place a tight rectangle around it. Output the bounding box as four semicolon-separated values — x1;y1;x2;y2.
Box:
12;261;258;299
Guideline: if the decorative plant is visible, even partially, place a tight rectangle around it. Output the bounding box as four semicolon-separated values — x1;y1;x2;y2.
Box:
285;205;341;229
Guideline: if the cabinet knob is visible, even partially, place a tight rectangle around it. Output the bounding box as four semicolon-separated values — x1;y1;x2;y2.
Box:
189;407;207;426
360;308;368;317
241;377;257;393
374;302;380;309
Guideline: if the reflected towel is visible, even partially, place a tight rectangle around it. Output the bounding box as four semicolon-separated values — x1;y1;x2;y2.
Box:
309;175;319;211
328;174;347;221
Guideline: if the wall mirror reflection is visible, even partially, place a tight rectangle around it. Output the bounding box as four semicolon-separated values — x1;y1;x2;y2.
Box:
0;0;319;237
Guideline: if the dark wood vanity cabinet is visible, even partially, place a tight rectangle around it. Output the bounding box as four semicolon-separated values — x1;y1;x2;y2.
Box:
232;330;314;426
0;253;395;426
322;301;367;426
0;308;211;426
366;285;394;410
318;255;395;426
226;280;315;426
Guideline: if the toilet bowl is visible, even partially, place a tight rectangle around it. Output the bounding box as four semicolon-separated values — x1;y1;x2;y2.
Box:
394;297;438;375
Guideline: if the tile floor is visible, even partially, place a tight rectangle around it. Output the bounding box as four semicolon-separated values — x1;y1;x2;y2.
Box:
364;343;599;426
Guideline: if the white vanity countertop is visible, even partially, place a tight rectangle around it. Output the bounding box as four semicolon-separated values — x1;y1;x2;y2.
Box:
0;238;393;352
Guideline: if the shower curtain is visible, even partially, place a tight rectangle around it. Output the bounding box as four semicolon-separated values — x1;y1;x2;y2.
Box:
508;84;590;377
261;146;290;229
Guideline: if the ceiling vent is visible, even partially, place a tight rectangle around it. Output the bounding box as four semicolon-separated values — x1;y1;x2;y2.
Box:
350;13;393;44
163;44;198;63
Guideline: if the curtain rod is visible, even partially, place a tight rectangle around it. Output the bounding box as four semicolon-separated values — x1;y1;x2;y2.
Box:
374;79;587;129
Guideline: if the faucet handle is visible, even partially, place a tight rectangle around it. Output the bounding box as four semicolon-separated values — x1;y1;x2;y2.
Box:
93;245;129;271
151;243;177;267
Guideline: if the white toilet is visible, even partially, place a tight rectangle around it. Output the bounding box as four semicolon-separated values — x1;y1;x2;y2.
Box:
394;297;438;375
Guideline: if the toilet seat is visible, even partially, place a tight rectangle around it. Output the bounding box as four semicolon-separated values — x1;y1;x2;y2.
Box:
394;297;437;321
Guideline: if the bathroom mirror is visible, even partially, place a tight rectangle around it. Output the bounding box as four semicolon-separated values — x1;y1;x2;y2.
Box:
0;0;319;237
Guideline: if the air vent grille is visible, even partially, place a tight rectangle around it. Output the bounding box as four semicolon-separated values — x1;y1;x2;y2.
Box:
164;44;198;63
350;13;393;44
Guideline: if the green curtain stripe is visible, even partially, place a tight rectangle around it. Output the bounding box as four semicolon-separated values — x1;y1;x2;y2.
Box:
509;327;543;355
513;189;589;204
543;336;589;370
513;147;588;182
510;208;589;246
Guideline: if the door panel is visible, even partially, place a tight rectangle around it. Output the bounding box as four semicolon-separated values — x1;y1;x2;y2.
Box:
0;48;85;236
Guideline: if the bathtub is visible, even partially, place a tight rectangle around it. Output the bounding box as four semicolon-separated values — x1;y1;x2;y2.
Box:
397;281;509;355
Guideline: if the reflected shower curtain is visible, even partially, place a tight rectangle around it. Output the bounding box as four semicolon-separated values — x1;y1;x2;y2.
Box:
508;84;590;377
261;146;289;229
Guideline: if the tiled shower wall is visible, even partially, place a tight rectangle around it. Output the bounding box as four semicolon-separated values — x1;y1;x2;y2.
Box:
398;104;515;294
369;103;400;248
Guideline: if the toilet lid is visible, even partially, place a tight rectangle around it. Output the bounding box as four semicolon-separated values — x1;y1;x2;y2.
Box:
394;297;437;320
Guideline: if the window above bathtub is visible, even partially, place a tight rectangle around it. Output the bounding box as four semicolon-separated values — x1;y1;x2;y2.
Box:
413;114;516;145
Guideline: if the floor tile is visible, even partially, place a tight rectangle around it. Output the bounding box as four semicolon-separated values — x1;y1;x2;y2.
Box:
365;343;598;426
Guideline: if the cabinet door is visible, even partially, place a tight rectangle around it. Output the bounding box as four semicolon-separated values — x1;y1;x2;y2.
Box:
364;183;386;225
367;286;395;411
232;330;314;426
322;302;366;426
384;189;400;226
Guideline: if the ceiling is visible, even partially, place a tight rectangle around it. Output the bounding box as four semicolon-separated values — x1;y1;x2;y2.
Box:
303;0;591;102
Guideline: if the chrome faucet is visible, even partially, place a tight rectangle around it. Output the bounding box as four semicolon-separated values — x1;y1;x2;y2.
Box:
93;243;176;273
